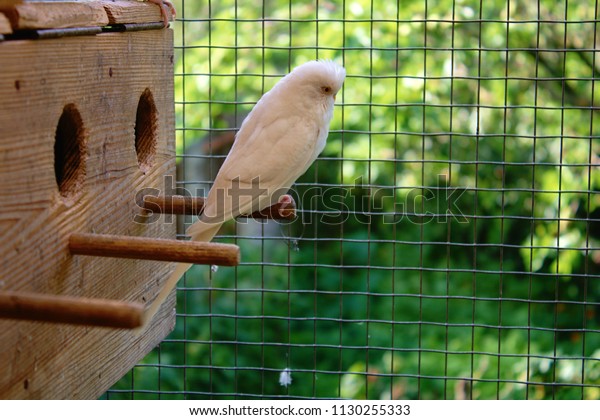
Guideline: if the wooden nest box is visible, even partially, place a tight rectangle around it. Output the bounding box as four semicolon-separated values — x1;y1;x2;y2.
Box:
0;0;183;399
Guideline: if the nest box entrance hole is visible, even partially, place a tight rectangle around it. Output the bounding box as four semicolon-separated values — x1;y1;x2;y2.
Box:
135;88;158;173
54;104;86;200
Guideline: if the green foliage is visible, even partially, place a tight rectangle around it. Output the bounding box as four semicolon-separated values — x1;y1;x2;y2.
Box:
108;0;599;399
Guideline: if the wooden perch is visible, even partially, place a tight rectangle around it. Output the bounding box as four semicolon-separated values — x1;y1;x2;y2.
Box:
0;0;21;8
0;291;144;328
142;195;297;220
69;233;240;266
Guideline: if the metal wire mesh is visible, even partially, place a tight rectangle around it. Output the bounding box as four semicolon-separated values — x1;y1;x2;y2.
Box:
106;0;600;399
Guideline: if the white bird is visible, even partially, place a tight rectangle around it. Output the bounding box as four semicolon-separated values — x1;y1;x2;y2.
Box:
140;60;346;330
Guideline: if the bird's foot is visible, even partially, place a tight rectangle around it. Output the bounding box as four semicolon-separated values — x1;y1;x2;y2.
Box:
277;194;296;218
147;0;176;27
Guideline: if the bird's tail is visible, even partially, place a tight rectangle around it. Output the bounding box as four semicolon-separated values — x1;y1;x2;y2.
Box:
136;261;192;334
187;219;223;242
136;221;223;334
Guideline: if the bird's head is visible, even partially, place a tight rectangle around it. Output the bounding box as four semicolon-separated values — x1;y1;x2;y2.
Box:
284;60;346;105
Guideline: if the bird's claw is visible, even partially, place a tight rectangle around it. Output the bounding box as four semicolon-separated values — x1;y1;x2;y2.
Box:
277;194;296;218
147;0;176;28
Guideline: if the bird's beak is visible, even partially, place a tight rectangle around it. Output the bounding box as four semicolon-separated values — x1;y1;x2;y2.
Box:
333;94;337;101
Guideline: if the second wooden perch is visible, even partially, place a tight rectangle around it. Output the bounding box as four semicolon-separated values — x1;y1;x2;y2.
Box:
142;194;297;220
69;233;240;266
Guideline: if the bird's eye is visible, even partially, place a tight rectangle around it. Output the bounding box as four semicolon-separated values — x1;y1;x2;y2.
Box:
321;86;332;94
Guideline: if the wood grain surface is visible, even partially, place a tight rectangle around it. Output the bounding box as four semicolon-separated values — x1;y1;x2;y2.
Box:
0;29;176;399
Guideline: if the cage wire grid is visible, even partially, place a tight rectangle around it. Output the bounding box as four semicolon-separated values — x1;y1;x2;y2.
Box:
106;0;600;399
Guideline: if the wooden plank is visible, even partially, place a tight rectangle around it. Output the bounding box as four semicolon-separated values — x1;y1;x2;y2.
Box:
3;1;108;30
102;0;169;25
0;11;11;34
0;29;176;399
